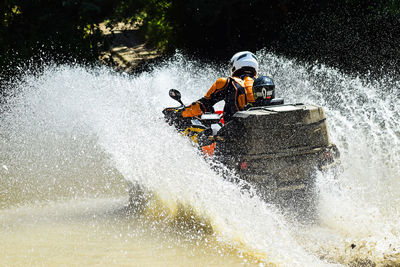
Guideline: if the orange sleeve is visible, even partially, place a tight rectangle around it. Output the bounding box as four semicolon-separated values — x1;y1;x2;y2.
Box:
205;78;228;98
182;78;228;118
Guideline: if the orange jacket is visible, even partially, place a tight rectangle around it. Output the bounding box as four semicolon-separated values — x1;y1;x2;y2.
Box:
182;75;256;122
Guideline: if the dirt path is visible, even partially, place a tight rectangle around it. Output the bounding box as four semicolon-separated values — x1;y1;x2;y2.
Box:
99;23;160;73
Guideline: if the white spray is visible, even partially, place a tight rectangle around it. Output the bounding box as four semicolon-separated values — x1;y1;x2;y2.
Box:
1;52;399;266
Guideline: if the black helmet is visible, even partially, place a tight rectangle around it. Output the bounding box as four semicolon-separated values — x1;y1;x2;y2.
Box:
253;76;275;101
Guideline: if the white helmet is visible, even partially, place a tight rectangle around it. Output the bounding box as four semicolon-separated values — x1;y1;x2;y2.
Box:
230;51;258;76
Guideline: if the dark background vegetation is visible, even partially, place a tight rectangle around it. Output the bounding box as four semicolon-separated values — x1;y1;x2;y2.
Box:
1;0;399;86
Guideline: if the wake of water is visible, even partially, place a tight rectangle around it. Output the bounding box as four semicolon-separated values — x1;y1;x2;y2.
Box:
1;52;399;266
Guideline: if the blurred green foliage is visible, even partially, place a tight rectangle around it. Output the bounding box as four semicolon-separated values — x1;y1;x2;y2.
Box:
0;0;399;82
0;0;117;80
159;0;400;76
111;0;173;49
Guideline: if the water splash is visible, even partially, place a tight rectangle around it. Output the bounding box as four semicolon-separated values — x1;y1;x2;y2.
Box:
1;52;399;266
256;51;400;265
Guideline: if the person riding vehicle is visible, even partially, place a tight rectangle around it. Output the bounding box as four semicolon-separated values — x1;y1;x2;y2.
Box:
181;51;275;123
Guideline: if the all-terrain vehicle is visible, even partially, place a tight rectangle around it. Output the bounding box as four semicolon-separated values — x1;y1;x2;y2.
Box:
160;88;340;217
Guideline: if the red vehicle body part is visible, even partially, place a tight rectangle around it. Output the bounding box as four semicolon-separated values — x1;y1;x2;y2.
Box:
201;110;224;156
215;110;224;125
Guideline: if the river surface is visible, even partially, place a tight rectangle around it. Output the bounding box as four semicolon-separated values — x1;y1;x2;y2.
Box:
1;52;399;266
